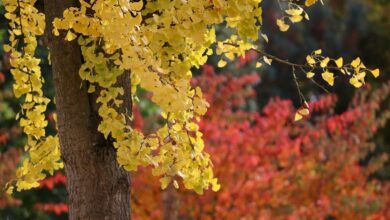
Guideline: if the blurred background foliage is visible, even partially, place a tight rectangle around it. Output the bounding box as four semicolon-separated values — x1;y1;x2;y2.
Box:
0;0;390;219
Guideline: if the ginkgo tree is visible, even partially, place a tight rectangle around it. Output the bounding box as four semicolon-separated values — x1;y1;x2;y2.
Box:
2;0;380;219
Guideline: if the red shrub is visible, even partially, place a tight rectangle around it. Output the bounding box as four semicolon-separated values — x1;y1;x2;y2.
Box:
132;67;390;219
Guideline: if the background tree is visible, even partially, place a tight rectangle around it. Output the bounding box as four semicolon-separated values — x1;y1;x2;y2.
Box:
132;65;390;220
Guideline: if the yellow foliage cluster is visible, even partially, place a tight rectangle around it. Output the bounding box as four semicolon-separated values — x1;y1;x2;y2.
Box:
5;0;263;194
305;50;379;87
3;0;63;192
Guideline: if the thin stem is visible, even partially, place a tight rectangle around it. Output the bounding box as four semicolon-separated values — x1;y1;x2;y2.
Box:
292;66;306;104
223;42;352;72
310;78;330;93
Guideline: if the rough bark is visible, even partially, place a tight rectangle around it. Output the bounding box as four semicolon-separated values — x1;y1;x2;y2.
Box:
43;1;131;219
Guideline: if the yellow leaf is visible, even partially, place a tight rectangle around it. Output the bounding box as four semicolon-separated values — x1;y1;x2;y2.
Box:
305;0;317;7
349;77;363;88
3;44;12;52
371;69;380;78
320;57;330;68
255;62;262;68
321;71;334;86
351;57;361;68
129;1;144;11
289;15;303;23
160;176;171;190
306;72;315;79
6;185;14;195
13;29;22;35
314;49;322;55
335;57;343;68
217;59;227;68
172;123;182;131
212;182;221;191
294;112;303;121
306;55;316;66
285;8;303;16
65;30;77;41
295;105;310;121
298;107;310;116
53;29;60;36
5;5;17;12
276;19;290;32
88;85;95;93
225;52;235;61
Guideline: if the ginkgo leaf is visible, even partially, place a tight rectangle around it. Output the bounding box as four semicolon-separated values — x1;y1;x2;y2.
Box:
217;59;227;68
225;52;235;61
335;57;343;68
294;112;303;121
314;49;322;55
349;77;363;88
3;44;12;52
295;105;310;121
6;185;14;195
13;29;22;35
5;5;17;12
276;19;290;32
306;72;315;79
305;0;317;7
289;15;303;23
285;8;303;16
299;108;310;116
322;71;334;86
212;181;221;191
256;62;263;68
65;30;77;41
306;55;316;66
129;1;144;11
160;176;171;190
320;57;330;68
351;57;361;68
371;69;380;78
88;85;95;93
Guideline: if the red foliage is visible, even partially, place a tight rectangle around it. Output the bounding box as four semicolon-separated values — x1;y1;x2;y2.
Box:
39;172;66;190
236;51;259;68
34;203;68;216
0;132;10;145
132;67;390;219
0;72;5;84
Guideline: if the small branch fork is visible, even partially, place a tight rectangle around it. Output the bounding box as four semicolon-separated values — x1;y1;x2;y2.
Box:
223;42;336;106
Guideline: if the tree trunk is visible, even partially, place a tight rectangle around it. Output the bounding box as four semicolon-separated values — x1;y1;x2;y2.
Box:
43;1;131;219
163;185;179;220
